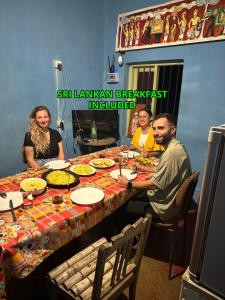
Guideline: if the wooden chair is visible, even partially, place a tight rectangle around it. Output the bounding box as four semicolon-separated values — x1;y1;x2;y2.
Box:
152;171;199;280
47;214;152;300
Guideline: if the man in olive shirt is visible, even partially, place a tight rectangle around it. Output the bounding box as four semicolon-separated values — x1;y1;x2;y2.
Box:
118;113;192;222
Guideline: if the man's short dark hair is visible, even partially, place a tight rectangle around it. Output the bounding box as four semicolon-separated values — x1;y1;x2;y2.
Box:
154;113;177;126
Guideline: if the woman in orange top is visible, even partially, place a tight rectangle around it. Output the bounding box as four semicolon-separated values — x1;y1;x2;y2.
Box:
130;108;164;156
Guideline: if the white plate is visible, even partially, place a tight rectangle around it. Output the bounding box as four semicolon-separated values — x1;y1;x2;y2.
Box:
120;151;140;158
44;160;70;170
0;192;23;211
89;158;115;169
70;187;104;205
110;169;137;180
70;164;96;176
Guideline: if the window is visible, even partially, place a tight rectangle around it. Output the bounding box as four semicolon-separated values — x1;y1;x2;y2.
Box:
127;61;183;134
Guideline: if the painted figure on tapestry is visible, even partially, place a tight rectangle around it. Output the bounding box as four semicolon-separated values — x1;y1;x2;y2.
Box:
129;22;135;46
188;8;201;39
152;14;164;43
122;23;129;47
142;19;152;44
135;21;141;45
178;11;187;41
170;14;179;41
163;15;170;43
204;7;225;37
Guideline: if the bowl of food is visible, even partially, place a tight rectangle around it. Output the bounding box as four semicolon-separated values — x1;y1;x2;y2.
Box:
42;170;79;189
135;156;159;166
20;178;47;195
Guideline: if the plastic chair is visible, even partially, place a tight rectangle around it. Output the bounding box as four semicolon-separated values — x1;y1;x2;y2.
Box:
152;171;199;280
47;214;152;300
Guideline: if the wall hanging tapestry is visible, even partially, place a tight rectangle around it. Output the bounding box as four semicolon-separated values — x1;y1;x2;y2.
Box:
116;0;225;51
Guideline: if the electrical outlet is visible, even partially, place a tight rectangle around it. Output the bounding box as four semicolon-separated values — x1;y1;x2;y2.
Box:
53;60;63;70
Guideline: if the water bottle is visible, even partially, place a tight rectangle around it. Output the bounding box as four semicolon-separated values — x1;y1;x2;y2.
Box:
91;121;97;141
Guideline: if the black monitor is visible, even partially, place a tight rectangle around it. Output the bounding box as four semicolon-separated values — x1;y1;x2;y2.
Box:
72;110;119;140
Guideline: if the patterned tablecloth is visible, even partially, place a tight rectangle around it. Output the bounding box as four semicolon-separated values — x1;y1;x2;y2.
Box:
0;147;149;299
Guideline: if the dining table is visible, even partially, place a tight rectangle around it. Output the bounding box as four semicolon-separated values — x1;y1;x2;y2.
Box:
0;146;151;299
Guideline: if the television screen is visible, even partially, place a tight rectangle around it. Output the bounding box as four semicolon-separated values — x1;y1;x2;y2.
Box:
72;110;119;140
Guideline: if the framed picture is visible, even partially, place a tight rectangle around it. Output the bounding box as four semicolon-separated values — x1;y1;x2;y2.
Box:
116;0;225;51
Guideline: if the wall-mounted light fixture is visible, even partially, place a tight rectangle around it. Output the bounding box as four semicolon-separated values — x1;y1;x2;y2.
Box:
118;51;125;66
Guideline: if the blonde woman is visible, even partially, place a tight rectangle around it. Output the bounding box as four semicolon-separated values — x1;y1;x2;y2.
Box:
23;106;64;168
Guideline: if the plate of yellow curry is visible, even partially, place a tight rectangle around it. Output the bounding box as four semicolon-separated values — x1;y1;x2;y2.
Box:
42;170;79;188
70;164;96;176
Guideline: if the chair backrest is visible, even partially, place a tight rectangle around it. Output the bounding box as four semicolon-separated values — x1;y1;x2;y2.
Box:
48;214;151;300
176;171;199;217
91;214;152;300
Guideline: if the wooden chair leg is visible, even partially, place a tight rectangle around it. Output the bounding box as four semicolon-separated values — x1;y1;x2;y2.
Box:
168;229;176;280
182;220;187;266
46;278;62;300
129;279;138;300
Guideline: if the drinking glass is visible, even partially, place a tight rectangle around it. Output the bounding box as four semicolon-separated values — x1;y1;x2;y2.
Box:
140;144;148;158
121;156;128;168
130;160;138;172
52;194;64;204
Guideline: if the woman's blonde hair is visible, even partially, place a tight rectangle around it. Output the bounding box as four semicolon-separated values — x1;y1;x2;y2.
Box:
29;106;51;155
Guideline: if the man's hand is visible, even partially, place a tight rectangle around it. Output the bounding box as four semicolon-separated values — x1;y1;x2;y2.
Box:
136;163;156;173
118;174;157;191
118;175;128;187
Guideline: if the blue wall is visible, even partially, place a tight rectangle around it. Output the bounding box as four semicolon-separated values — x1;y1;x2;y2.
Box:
103;0;225;196
1;0;225;193
0;0;105;177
